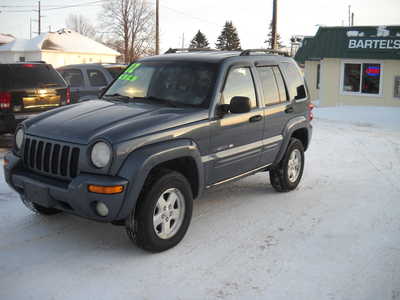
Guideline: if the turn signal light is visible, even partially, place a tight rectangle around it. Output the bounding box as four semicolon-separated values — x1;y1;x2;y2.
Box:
88;185;124;195
308;103;315;121
0;92;11;110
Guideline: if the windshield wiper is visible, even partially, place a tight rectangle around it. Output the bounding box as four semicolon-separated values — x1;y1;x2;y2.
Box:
103;93;131;102
132;96;180;108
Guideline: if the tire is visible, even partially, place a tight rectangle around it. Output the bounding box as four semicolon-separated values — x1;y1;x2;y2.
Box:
269;138;305;192
21;195;62;215
126;169;193;252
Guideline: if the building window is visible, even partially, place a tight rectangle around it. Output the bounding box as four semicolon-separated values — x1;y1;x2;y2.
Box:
316;64;320;90
342;62;382;95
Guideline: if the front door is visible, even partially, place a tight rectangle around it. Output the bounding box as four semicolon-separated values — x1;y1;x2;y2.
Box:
208;66;264;185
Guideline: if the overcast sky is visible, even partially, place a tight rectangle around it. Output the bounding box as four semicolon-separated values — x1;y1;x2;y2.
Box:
1;0;400;52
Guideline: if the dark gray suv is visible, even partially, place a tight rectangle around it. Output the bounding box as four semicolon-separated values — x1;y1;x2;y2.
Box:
4;50;313;252
57;63;126;103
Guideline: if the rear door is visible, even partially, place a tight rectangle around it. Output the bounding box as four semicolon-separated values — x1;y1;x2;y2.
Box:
86;68;108;98
256;65;290;165
59;68;85;103
8;64;68;113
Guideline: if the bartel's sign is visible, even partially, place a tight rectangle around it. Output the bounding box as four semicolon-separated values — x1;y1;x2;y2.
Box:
348;38;400;50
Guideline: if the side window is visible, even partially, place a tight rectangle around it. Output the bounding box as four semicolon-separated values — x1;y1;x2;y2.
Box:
283;63;306;100
61;69;84;87
222;67;257;108
257;67;280;105
87;69;107;87
272;67;288;102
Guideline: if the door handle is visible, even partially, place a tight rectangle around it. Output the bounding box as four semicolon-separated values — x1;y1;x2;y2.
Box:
285;107;294;113
249;115;263;123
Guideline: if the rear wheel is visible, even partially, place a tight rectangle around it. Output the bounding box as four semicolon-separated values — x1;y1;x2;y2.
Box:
126;169;193;252
269;138;305;192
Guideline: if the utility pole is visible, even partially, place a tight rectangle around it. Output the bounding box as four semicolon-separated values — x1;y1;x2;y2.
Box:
351;13;354;26
348;5;351;27
181;33;185;48
38;1;41;35
30;17;32;39
155;0;160;55
271;0;278;50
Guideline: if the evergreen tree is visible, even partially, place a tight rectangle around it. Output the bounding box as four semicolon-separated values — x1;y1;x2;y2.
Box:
215;21;241;51
189;30;210;49
266;21;283;49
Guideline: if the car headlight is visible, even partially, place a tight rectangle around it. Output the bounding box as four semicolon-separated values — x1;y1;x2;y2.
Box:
91;142;112;168
15;127;24;150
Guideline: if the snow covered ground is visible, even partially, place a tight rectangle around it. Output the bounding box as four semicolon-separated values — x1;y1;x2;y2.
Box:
1;107;400;300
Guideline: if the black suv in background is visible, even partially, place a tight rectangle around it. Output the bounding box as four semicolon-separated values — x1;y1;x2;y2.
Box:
0;63;70;134
57;63;126;103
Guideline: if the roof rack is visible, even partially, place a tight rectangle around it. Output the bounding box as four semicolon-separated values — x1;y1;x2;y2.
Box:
164;48;218;54
240;49;290;57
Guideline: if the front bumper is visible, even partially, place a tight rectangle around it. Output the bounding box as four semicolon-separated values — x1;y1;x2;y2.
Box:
4;152;129;222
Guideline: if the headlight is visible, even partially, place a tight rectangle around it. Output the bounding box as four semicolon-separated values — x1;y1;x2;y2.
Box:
91;142;112;168
15;128;24;150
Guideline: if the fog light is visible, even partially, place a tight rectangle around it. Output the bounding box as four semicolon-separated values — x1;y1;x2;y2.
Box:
96;202;109;217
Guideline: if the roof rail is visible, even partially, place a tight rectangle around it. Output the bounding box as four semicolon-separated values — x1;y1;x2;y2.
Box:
164;48;218;54
24;60;46;63
240;49;289;57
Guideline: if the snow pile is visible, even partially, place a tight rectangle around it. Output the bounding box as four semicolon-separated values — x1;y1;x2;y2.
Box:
0;29;119;56
0;33;15;45
315;106;400;132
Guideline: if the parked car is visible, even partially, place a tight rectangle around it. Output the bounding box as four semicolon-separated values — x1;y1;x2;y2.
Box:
57;63;126;103
4;49;313;252
0;62;70;134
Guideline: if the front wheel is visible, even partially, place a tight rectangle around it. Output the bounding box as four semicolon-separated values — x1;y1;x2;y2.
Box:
126;169;193;252
269;138;305;192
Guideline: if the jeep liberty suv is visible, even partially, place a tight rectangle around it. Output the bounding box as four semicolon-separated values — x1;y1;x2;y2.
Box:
4;49;313;252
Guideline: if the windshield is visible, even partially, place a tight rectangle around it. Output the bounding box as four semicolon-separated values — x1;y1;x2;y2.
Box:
103;61;218;108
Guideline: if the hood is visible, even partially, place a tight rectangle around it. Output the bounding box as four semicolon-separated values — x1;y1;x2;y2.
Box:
24;100;207;144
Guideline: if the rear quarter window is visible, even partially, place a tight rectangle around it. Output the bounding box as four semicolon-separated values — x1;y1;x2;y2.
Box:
9;64;66;89
282;62;306;100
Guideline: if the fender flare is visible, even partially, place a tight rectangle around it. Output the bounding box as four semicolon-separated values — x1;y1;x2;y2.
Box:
115;139;204;220
274;116;309;165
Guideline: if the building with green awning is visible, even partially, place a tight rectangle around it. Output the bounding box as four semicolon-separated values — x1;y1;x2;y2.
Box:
295;26;400;107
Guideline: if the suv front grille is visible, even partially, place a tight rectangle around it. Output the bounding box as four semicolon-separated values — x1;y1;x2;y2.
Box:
23;137;80;179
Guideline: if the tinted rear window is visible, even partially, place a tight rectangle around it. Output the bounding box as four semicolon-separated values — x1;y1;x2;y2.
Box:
282;62;305;100
9;64;66;89
106;67;126;79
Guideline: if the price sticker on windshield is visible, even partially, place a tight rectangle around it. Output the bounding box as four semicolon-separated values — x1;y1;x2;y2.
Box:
119;63;141;82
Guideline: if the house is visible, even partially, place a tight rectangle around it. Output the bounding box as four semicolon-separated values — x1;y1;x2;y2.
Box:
295;26;400;107
0;29;120;68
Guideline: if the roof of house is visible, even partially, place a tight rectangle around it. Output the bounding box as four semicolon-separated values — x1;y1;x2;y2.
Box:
0;33;15;45
295;25;400;64
0;29;120;56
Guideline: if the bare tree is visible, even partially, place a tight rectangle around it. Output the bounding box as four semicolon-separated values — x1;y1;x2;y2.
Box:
101;0;155;63
65;14;96;37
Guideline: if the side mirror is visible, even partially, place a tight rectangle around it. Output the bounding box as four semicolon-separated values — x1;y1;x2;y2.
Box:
295;85;307;100
230;96;251;114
